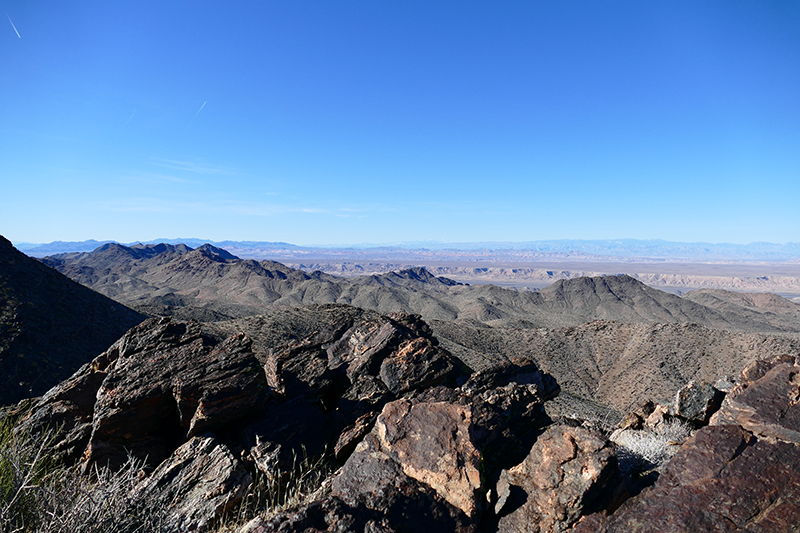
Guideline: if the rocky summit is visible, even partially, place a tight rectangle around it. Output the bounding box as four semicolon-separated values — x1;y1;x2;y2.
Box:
10;305;799;532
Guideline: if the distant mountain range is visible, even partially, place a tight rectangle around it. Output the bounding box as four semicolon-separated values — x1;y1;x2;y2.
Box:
14;238;800;262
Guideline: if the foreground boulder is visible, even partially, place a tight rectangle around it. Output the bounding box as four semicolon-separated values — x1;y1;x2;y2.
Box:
494;425;622;533
260;364;570;532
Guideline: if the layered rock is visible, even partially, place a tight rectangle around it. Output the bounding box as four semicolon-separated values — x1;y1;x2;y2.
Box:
18;307;477;531
128;436;252;532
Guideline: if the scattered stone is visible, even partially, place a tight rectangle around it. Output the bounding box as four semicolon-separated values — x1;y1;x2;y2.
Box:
577;355;800;533
643;404;670;428
672;380;724;425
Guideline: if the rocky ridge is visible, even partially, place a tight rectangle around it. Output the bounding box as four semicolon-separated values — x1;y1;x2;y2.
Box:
18;308;565;532
15;308;799;532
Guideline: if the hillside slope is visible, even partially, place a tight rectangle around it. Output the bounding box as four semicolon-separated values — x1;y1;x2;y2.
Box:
0;236;145;405
429;318;800;412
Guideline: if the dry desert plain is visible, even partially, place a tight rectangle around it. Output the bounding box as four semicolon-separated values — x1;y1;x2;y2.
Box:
284;258;800;301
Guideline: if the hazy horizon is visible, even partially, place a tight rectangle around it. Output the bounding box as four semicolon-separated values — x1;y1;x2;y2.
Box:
12;236;800;249
3;2;799;245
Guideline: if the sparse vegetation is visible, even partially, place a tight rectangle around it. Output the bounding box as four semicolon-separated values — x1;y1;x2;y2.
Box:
216;448;338;533
0;418;170;533
0;414;338;533
611;419;692;484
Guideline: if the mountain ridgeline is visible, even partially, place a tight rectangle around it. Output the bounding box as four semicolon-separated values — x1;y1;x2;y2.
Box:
38;241;800;413
41;242;800;334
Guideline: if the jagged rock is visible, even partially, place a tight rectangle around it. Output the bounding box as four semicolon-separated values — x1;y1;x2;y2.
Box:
460;358;559;401
264;342;334;402
330;433;474;532
129;436;251;533
327;319;403;381
469;381;551;474
672;380;724;425
22;307;566;532
495;425;622;533
334;412;377;462
84;318;270;468
17;362;105;463
379;336;456;395
573;424;800;532
265;360;557;531
709;354;800;444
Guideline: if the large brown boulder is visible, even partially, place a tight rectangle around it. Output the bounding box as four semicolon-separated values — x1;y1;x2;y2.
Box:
494;425;622;533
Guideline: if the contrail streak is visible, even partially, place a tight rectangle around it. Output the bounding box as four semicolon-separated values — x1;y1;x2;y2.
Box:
189;101;207;126
6;13;21;38
124;110;136;126
186;101;207;130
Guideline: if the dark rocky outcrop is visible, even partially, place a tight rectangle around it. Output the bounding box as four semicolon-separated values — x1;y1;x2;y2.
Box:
258;363;564;532
574;354;800;533
18;307;481;531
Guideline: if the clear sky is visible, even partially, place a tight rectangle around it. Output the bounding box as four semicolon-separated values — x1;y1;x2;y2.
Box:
2;1;799;246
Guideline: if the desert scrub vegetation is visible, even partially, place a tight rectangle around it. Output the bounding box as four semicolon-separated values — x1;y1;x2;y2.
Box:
1;414;338;533
215;447;338;533
610;418;692;489
0;417;170;533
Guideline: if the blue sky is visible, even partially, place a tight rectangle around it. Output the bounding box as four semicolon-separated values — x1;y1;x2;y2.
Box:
2;1;799;246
